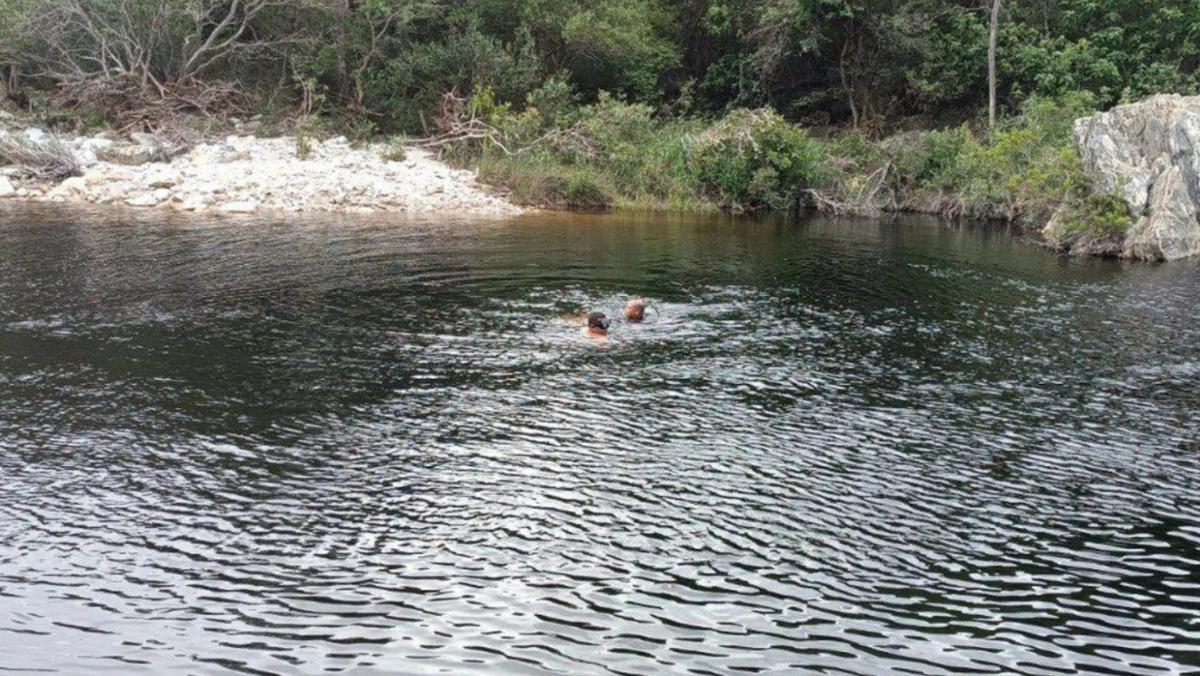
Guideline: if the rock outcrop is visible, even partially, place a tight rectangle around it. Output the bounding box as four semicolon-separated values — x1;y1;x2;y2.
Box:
1058;94;1200;260
1;128;522;217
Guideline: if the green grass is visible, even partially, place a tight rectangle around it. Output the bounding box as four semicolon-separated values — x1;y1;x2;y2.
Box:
478;154;615;210
813;93;1133;242
456;90;1131;248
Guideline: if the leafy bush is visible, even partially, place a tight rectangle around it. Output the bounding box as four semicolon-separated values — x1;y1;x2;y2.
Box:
294;121;314;160
380;136;408;162
536;0;679;100
814;92;1131;240
525;75;579;126
363;27;542;132
443;89;708;210
478;154;614;210
571;94;656;157
894;125;979;190
1062;193;1134;237
688;108;826;212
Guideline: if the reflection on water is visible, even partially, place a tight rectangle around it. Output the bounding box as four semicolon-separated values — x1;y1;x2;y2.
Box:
1;204;1198;674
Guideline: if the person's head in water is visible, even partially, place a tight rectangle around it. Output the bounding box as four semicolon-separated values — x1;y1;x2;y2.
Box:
587;312;610;337
625;298;646;323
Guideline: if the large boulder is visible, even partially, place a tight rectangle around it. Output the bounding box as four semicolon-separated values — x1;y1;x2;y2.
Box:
70;137;115;168
1068;94;1200;260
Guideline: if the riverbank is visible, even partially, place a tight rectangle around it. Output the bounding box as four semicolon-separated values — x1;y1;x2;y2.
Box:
0;122;521;216
423;92;1134;249
3;93;1198;260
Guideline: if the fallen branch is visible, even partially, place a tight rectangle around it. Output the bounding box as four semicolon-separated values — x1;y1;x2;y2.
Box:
0;134;81;180
412;91;607;161
51;75;247;140
411;92;510;154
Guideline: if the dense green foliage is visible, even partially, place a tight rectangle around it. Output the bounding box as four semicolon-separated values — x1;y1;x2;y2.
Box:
689;109;826;211
827;93;1135;235
2;1;1196;131
459;91;703;210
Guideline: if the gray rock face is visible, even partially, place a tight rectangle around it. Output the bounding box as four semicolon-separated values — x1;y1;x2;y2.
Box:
1070;94;1200;260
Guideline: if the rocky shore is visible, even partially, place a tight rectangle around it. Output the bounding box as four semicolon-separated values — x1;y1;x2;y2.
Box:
1045;94;1200;261
0;122;521;216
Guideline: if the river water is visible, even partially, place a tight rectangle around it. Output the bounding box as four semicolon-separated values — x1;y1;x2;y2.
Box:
1;204;1198;675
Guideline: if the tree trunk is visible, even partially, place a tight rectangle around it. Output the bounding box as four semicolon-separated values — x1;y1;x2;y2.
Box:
840;39;859;129
338;0;353;99
988;0;1001;130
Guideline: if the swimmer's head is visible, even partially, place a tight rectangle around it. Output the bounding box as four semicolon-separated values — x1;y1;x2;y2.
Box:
587;312;610;335
624;298;646;322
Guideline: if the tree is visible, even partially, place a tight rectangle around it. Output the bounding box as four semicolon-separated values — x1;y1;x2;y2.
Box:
988;0;1000;129
6;0;308;94
331;0;437;109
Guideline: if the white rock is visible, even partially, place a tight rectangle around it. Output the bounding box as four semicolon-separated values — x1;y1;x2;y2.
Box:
219;200;259;213
129;132;160;147
59;176;88;195
0;176;14;198
146;173;178;189
127;192;163;207
72;137;115;167
0;132;521;216
178;195;210;211
23;128;47;144
188;143;250;165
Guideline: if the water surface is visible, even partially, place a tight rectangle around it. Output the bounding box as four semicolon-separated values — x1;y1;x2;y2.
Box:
1;204;1198;674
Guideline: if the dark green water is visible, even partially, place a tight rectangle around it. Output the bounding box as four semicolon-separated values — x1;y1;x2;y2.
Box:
1;204;1198;675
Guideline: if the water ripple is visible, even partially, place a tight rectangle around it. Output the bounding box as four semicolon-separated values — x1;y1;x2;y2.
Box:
0;205;1198;674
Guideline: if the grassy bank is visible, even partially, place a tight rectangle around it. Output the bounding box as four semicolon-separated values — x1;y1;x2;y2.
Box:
2;81;1132;251
435;88;1132;248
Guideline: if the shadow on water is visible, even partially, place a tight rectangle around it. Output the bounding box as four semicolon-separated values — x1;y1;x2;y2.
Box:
1;202;1198;674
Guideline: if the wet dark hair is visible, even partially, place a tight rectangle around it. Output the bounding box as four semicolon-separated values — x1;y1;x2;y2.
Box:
587;312;610;331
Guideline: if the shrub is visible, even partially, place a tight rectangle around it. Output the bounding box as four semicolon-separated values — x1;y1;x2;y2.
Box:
812;92;1131;237
362;28;542;133
295;124;313;160
689;108;826;212
895;125;978;190
451;90;707;210
380;136;408;162
825;131;887;174
557;169;614;210
478;154;614;210
1067;193;1135;236
525;75;579;127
